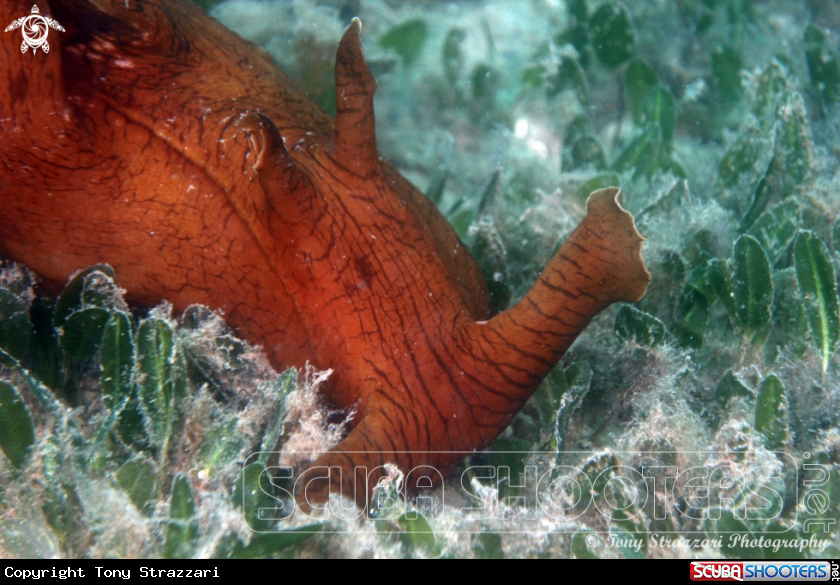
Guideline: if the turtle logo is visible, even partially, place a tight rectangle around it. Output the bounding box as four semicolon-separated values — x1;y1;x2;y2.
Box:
5;5;64;54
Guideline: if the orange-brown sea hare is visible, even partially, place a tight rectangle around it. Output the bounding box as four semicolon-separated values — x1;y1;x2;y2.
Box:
0;0;650;505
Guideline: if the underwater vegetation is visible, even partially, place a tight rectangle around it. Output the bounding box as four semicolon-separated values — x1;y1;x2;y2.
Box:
2;0;840;559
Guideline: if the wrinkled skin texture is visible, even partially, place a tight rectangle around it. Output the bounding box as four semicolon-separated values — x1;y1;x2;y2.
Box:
0;0;650;507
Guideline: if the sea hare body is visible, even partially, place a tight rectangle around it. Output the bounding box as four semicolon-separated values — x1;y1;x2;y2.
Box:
0;0;650;505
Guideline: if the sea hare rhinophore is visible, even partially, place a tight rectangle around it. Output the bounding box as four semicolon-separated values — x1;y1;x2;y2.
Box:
0;0;650;505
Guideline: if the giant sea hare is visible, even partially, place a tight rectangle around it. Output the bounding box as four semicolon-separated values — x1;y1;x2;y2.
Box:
0;0;650;506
